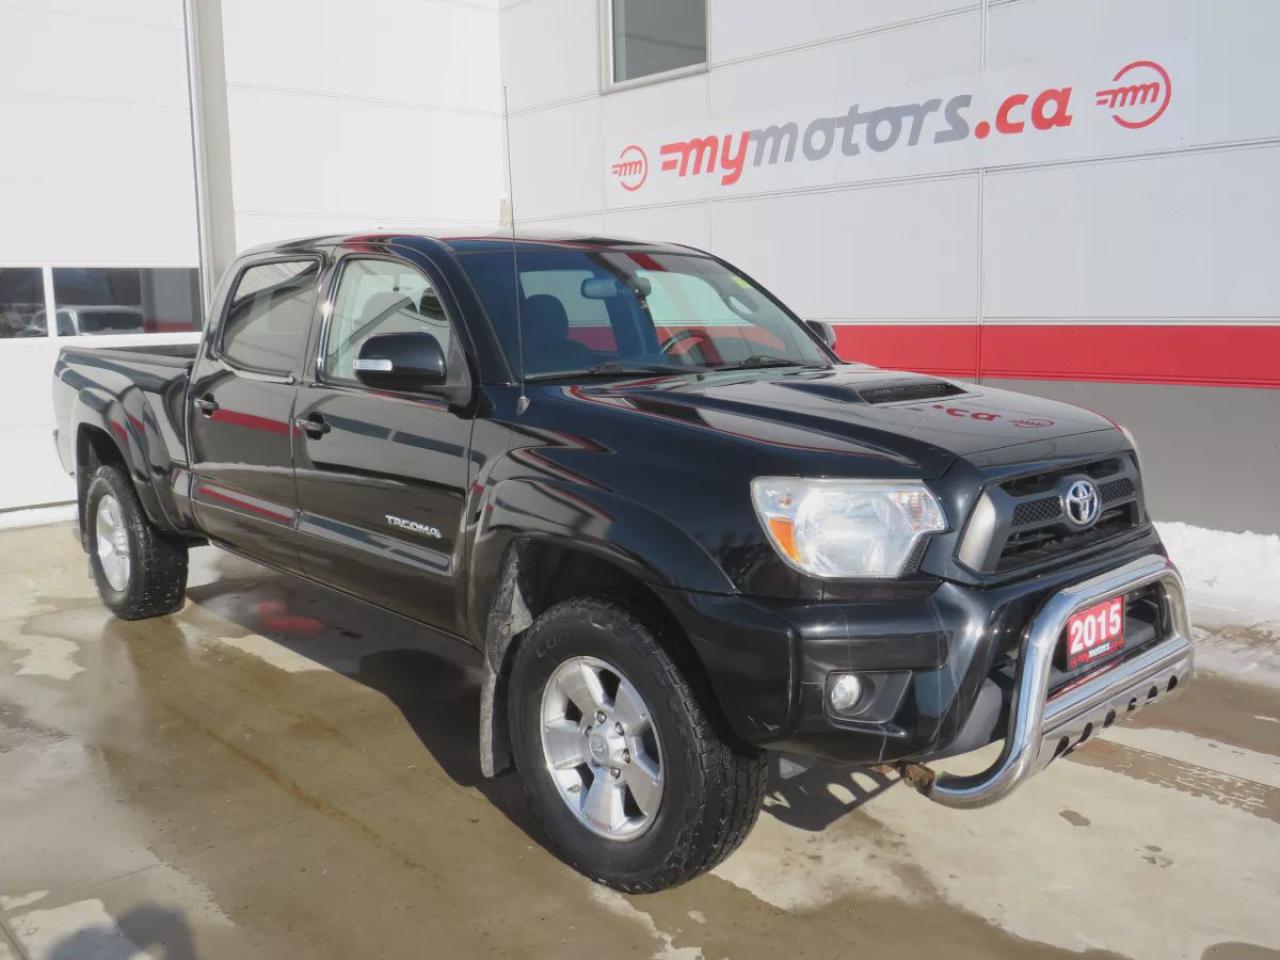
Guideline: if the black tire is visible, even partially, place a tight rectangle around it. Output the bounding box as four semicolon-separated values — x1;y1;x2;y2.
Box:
84;464;188;620
508;597;766;893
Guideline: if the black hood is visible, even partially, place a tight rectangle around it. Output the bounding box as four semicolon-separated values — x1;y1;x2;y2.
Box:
561;366;1117;479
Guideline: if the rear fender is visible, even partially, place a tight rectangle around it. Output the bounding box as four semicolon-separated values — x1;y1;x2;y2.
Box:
70;386;187;539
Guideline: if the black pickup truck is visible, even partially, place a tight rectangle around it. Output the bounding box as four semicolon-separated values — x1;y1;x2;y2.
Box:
52;231;1193;892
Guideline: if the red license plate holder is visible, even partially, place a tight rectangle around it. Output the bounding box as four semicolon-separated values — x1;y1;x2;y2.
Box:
1064;596;1126;671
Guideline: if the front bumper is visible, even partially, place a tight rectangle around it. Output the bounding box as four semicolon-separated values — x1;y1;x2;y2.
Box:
900;552;1192;807
659;539;1192;807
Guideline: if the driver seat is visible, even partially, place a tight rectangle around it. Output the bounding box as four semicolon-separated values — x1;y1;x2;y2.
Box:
522;294;594;373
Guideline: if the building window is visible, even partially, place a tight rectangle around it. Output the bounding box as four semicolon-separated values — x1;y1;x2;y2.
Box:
52;267;201;336
0;268;47;339
609;0;707;86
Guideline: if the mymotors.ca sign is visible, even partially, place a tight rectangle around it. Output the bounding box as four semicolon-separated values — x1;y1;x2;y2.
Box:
605;49;1186;207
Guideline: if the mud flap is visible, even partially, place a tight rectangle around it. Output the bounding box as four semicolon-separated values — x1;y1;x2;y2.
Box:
478;549;533;778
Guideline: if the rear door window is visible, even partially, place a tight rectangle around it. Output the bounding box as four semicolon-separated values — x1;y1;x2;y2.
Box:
221;260;320;375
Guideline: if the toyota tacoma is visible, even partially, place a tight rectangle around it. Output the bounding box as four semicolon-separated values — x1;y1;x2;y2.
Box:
52;231;1193;892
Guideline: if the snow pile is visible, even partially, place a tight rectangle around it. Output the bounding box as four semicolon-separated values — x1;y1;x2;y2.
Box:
1157;522;1280;629
1157;521;1280;686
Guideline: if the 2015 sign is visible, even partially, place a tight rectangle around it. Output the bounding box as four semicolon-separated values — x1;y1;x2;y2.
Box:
1065;596;1125;671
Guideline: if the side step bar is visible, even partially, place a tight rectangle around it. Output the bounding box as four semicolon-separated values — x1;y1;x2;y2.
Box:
904;553;1193;809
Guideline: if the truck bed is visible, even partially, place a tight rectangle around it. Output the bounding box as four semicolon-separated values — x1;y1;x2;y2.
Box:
56;341;199;368
52;342;198;525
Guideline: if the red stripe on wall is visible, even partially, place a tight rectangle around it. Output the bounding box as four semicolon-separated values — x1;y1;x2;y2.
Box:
833;324;1280;389
833;325;978;379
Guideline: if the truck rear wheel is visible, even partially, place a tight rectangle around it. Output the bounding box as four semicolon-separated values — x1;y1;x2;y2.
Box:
508;597;766;892
85;464;188;620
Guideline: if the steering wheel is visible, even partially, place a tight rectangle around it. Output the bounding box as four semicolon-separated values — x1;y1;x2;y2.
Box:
660;328;714;360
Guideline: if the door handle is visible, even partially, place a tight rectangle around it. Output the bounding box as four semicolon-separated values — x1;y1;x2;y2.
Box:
294;413;331;438
193;394;219;415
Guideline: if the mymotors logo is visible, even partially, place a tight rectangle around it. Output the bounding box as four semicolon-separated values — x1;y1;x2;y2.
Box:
610;58;1173;193
609;144;648;192
1095;59;1171;129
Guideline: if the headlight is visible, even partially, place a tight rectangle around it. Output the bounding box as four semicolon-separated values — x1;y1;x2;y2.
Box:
751;478;946;579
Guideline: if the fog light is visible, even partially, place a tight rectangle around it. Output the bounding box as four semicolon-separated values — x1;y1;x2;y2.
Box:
828;673;864;714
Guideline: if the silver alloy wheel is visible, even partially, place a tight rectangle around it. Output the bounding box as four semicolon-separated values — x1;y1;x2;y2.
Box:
95;494;131;592
539;655;664;841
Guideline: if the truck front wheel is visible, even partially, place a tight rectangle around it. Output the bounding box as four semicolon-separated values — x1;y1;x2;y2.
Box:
85;464;188;620
508;597;766;892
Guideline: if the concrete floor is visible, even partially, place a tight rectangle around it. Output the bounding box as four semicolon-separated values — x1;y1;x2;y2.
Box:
0;524;1277;960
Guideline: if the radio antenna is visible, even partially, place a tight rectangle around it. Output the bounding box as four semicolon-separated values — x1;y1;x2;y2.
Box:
502;86;529;414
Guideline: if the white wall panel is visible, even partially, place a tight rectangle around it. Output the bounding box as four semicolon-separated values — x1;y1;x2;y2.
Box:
23;0;182;29
0;97;198;266
221;0;502;115
500;0;598;111
988;0;1280;148
225;88;503;242
983;146;1280;320
233;214;499;253
516;213;607;234
709;176;978;321
1;341;78;507
708;11;980;114
0;5;188;107
221;0;505;252
506;98;603;220
604;203;711;249
0;428;75;510
0;3;196;267
711;0;969;65
601;70;708;138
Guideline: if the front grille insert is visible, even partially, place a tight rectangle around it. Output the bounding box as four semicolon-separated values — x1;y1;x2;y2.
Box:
958;455;1145;576
1012;496;1061;526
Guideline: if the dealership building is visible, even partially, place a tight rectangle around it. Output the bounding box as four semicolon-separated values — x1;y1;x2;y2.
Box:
2;0;1276;534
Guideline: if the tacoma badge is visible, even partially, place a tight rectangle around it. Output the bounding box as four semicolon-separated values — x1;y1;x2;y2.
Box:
385;514;443;539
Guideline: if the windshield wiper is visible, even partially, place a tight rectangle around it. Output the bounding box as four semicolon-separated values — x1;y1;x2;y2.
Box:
525;360;700;382
713;354;827;371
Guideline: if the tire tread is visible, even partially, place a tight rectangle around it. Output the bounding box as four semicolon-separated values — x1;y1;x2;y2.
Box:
512;596;766;893
86;464;188;620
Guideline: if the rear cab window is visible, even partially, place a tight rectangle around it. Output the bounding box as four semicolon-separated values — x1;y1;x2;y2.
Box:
220;259;321;375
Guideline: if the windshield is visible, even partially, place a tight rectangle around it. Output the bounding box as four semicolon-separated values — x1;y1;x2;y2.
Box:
456;248;830;379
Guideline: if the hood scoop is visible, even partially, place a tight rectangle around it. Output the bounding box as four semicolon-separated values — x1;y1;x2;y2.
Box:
774;376;967;405
855;378;962;401
857;380;967;404
857;380;966;404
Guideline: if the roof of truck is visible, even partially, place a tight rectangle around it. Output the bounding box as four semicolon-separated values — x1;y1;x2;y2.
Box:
239;228;703;258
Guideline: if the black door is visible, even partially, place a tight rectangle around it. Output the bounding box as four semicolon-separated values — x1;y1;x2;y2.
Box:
188;256;322;572
292;254;474;634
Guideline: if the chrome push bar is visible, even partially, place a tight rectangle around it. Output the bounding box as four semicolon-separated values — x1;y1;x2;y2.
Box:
906;553;1193;809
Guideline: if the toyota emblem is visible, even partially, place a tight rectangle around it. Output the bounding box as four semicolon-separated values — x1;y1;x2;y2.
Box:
1063;479;1101;528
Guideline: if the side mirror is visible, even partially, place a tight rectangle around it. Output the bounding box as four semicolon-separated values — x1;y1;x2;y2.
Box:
806;319;838;350
354;332;447;392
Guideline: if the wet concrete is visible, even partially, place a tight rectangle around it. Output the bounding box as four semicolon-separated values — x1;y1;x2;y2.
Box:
0;523;1277;960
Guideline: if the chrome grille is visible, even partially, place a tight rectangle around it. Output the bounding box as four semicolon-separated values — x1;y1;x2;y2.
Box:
957;455;1145;576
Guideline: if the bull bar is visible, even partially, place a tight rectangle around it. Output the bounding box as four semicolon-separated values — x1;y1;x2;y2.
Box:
902;553;1193;809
